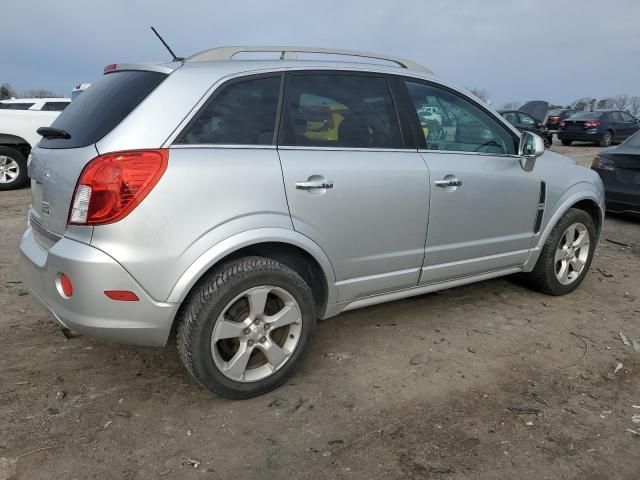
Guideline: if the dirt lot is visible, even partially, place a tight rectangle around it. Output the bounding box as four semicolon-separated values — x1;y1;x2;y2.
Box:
1;143;639;480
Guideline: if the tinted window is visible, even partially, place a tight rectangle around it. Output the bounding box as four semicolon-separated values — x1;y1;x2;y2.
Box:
519;113;536;126
405;81;516;155
42;101;69;111
179;76;281;145
501;112;519;124
620;111;635;122
609;112;623;122
39;70;166;149
0;102;34;110
280;74;402;149
570;112;603;120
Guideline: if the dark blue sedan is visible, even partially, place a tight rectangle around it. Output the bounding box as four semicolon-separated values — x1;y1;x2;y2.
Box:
591;130;640;213
558;110;640;147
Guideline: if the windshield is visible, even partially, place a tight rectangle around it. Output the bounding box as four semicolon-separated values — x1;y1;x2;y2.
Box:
39;70;166;149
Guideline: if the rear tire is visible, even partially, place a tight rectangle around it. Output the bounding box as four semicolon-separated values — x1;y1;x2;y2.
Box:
599;130;613;147
0;147;28;191
522;208;596;296
543;135;552;148
176;257;317;399
561;139;572;146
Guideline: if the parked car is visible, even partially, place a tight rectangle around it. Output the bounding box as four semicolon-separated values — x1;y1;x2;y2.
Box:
0;98;70;111
545;108;576;131
498;109;553;148
591;130;640;213
20;46;604;399
557;110;640;147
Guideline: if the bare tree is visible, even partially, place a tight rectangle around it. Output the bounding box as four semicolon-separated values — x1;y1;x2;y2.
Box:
572;98;592;111
501;101;520;110
596;98;613;109
0;83;16;100
612;94;630;111
628;96;640;117
20;89;62;98
468;88;489;102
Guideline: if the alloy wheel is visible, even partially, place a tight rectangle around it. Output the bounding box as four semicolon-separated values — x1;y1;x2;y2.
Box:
554;222;590;285
0;155;20;184
211;285;302;382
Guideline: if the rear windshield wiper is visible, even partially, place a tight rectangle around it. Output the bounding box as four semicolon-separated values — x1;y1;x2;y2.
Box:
37;127;71;139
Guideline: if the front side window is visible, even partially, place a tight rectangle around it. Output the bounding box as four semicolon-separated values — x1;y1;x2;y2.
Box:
405;81;516;155
519;113;536;126
179;76;281;145
620;111;635;122
279;74;402;149
609;112;623;122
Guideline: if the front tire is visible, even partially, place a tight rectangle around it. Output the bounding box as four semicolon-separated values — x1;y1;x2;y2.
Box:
0;147;28;191
523;208;596;295
561;139;572;146
176;257;317;399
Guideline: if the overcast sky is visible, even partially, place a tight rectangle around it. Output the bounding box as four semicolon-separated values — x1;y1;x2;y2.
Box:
3;0;639;107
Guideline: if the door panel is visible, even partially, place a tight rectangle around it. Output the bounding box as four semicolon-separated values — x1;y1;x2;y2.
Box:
419;152;540;284
279;149;430;300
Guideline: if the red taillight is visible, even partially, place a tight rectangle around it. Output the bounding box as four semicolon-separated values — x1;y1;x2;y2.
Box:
584;121;601;128
104;290;139;301
69;149;168;225
59;273;73;298
548;116;560;121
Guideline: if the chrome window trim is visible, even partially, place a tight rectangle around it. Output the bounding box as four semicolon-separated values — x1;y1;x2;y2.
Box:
279;145;416;153
171;144;277;150
417;148;522;159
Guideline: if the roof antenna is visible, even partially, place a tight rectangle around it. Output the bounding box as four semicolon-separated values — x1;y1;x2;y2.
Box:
150;26;184;62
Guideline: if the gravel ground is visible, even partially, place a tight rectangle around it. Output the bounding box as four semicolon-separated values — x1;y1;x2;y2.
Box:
1;144;639;480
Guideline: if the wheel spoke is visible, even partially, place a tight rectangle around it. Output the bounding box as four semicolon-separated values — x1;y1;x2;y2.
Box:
564;225;576;246
573;229;589;249
265;304;300;329
557;260;569;284
555;247;567;263
260;339;289;370
223;342;253;380
213;319;248;340
247;287;270;318
569;257;585;272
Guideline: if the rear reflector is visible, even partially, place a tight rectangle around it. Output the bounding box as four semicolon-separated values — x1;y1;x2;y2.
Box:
104;290;139;301
59;273;73;298
68;149;168;226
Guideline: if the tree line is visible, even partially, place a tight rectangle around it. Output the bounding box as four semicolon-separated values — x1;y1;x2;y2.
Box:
0;83;62;100
500;94;640;117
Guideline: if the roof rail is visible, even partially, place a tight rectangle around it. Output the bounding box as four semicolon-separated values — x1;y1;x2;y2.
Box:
185;46;433;74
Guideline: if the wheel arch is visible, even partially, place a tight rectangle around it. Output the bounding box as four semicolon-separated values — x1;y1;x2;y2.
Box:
167;228;337;318
0;134;32;158
524;186;604;271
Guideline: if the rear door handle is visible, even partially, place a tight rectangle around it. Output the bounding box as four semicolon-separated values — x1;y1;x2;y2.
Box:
434;177;462;188
295;181;334;190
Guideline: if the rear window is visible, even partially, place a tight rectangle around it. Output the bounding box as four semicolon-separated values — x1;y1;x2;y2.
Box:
39;70;166;149
548;109;567;116
569;112;603;120
0;102;34;110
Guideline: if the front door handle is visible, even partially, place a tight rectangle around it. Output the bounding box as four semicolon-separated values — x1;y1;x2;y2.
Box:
295;180;334;190
434;177;463;188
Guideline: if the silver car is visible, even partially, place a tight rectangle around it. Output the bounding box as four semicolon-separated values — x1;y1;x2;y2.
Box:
20;47;604;398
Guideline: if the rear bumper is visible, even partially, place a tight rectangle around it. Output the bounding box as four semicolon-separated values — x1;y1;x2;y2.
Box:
557;130;602;142
592;167;640;213
20;227;178;346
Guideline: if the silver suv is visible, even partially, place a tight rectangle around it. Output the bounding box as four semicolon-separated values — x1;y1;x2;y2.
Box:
20;47;604;398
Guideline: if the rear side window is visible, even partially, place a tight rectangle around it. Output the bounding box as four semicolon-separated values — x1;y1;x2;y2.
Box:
279;74;403;149
178;76;281;145
42;101;70;111
39;70;166;149
570;112;602;120
0;102;34;110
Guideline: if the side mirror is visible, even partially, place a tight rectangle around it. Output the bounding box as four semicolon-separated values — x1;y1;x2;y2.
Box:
518;131;545;172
